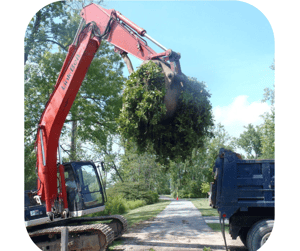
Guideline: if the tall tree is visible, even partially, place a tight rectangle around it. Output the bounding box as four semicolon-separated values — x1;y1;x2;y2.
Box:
24;0;104;64
234;124;262;159
25;1;67;64
24;1;126;189
118;141;170;193
260;61;275;159
169;123;235;198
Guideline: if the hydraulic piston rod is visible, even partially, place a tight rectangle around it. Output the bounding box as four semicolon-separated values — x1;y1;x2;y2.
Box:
114;10;168;51
144;33;168;51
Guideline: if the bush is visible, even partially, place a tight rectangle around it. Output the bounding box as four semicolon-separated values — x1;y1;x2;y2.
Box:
104;195;127;215
171;181;208;199
157;187;171;195
171;190;177;199
92;197;147;216
201;182;211;195
125;200;147;210
178;188;190;198
106;182;159;205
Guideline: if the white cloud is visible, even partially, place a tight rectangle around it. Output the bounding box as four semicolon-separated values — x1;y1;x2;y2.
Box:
213;95;270;138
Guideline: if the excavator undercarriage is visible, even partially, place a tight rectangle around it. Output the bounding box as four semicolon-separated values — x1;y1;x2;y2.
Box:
28;215;127;251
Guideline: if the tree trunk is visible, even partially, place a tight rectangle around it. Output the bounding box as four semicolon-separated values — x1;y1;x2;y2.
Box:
70;119;77;161
112;161;124;183
25;11;42;64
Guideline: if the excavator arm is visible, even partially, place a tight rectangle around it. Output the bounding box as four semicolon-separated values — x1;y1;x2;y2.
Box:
35;3;182;219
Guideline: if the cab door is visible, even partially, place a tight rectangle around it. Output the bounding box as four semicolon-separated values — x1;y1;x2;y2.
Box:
73;162;105;209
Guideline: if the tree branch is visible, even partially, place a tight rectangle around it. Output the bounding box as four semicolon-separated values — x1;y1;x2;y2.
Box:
104;150;123;182
25;11;42;64
39;39;68;51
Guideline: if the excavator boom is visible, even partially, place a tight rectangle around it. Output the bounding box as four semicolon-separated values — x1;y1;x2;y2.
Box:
35;3;182;219
28;3;184;249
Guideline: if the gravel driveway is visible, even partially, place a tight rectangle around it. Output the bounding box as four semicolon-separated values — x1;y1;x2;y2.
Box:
113;199;247;251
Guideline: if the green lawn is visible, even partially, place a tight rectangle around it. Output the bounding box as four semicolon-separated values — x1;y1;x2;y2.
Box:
122;200;171;227
189;198;219;217
206;223;229;233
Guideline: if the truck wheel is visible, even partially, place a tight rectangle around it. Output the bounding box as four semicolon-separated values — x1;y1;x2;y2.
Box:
246;219;274;251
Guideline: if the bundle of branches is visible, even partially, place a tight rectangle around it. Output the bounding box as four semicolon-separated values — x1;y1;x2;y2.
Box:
118;60;213;164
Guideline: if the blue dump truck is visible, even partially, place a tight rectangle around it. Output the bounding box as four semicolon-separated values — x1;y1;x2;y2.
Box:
209;148;274;251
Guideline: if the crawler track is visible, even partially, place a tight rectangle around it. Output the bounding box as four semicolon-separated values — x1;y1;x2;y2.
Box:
69;214;128;239
28;215;127;250
28;223;114;251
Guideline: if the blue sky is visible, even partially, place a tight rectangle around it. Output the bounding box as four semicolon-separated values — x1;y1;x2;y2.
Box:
103;0;275;137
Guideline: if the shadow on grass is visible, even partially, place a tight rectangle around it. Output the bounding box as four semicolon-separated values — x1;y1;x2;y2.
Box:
200;208;220;217
125;211;161;226
207;223;230;232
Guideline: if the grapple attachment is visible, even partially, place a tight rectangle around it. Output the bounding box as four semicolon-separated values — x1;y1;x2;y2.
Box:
141;59;189;120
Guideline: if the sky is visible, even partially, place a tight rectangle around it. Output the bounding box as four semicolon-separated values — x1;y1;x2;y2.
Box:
102;0;275;138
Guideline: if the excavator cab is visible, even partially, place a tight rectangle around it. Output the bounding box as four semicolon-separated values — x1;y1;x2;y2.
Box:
63;161;106;214
25;161;106;227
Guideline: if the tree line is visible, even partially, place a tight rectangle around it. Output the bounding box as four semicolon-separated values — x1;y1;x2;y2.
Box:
24;1;275;199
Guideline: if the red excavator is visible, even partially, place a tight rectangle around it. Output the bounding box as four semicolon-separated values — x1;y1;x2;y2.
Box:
25;3;183;250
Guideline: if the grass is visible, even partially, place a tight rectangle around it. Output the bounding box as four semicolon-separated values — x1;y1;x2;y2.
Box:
189;198;219;217
122;200;171;227
108;239;123;250
206;223;229;233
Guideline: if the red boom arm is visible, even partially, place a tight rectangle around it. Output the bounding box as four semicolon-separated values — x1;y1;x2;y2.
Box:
35;3;181;217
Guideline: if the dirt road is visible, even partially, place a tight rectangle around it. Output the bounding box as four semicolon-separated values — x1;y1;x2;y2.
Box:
113;199;247;251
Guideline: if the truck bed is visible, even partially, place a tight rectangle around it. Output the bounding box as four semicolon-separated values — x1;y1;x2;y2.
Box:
210;148;274;219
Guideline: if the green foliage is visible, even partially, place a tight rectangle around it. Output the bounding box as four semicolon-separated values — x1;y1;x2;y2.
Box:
24;1;67;63
107;182;159;205
173;185;206;199
91;181;158;216
234;124;262;159
104;195;127;215
201;182;210;195
178;189;193;199
118;61;167;153
157;186;171;195
24;142;38;190
118;61;213;164
24;1;104;64
91;195;146;216
118;141;170;192
260;76;275;159
205;123;235;167
260;108;275;159
169;123;234;198
125;200;147;210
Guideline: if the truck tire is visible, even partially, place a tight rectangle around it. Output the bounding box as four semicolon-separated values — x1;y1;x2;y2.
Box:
246;219;274;251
